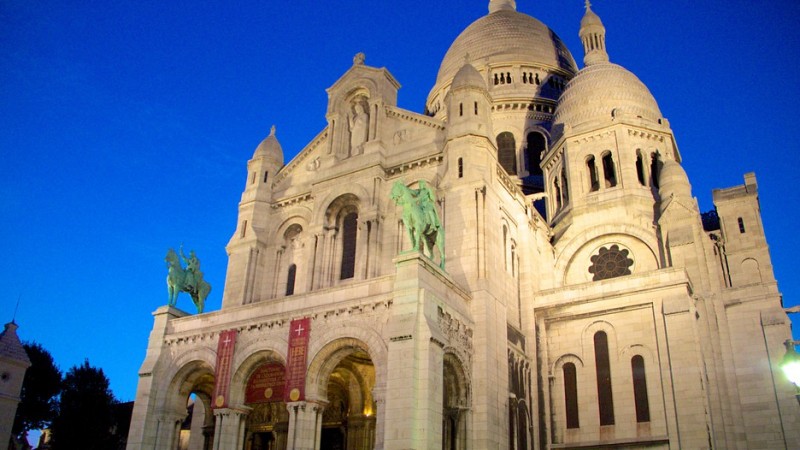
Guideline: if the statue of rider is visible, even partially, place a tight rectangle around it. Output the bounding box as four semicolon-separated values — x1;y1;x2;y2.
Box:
180;245;204;293
414;180;440;231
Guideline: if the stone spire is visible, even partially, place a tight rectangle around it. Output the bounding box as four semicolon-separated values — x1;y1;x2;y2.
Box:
579;0;609;66
489;0;516;13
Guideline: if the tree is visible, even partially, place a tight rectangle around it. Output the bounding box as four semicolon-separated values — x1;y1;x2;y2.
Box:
12;342;62;440
50;360;121;450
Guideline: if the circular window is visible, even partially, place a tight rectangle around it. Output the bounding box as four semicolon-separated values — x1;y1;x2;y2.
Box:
0;372;9;382
589;244;634;281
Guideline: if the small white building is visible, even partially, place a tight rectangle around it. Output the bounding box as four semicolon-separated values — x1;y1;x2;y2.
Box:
127;1;800;449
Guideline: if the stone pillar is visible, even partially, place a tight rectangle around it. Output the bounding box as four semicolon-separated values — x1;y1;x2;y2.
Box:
384;253;447;449
211;407;250;450
187;399;206;450
372;386;386;450
662;296;711;448
153;412;184;450
356;217;371;280
286;401;324;450
127;306;188;450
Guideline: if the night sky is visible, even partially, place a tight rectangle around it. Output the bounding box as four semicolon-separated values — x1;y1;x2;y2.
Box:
2;0;799;404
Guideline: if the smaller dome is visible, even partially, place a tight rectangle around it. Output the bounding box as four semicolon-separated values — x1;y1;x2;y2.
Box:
580;6;603;28
658;159;692;199
253;125;284;166
554;63;662;134
451;61;486;91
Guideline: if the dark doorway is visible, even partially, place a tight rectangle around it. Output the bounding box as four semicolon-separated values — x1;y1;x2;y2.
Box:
249;431;275;450
320;427;345;450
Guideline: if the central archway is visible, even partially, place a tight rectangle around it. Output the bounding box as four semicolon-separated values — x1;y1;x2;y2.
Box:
308;338;377;450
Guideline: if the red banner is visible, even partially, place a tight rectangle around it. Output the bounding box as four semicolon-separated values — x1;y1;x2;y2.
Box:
212;329;237;409
245;362;285;404
284;318;310;402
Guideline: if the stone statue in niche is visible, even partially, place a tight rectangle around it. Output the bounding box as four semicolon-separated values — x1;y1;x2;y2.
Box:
348;101;369;154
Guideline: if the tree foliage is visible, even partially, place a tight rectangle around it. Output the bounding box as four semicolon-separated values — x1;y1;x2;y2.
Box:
50;360;122;450
12;342;62;436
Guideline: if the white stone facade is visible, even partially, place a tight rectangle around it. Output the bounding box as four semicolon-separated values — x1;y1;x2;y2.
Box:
127;2;800;449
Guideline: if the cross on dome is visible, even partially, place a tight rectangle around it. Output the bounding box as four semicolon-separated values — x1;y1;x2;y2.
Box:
269;125;276;136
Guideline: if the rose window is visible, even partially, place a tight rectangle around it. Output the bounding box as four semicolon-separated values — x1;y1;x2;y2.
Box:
588;244;633;281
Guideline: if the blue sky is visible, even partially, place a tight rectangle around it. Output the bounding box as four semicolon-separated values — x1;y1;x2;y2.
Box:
2;1;799;403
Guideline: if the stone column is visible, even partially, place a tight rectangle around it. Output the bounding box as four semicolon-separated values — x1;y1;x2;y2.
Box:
211;407;250;450
322;227;337;286
286;401;324;450
372;386;386;450
356;217;371;280
152;412;184;450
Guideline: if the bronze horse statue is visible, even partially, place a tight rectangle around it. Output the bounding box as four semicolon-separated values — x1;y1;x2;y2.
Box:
390;180;445;269
166;248;211;313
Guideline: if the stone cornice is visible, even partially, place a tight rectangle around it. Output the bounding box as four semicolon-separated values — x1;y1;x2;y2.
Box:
163;298;394;347
384;105;445;130
271;193;313;210
385;154;443;177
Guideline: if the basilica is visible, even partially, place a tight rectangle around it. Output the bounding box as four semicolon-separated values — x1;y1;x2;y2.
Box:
126;1;800;449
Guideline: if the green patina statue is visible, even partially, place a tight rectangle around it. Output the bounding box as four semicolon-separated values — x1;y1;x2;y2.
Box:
165;245;211;313
390;180;445;269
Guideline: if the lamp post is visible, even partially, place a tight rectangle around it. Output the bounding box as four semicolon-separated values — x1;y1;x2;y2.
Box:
780;339;800;405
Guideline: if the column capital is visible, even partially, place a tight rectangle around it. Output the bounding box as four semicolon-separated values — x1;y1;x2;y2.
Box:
212;405;252;419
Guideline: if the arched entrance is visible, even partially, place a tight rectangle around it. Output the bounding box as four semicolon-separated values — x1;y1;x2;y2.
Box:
310;340;377;450
240;359;289;450
166;361;216;450
442;352;469;450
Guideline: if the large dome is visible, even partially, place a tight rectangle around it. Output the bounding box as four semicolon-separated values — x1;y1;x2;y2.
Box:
427;9;577;112
554;62;662;133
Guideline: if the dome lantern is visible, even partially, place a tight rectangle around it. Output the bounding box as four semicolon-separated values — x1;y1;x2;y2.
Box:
579;0;609;66
489;0;516;13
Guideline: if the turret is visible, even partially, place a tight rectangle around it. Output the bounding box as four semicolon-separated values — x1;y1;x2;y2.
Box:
0;322;30;448
222;126;284;308
445;60;493;142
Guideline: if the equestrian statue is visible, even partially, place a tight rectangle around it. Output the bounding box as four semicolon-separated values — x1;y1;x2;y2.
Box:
166;246;211;313
390;180;445;269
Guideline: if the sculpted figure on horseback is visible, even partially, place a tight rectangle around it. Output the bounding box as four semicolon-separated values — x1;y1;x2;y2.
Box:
166;246;211;313
390;180;445;269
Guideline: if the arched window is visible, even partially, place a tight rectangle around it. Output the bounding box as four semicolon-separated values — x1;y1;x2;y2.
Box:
340;212;358;280
525;132;546;176
738;217;746;233
602;152;617;188
564;363;579;429
561;165;570;205
263;171;269;183
587;156;599;192
650;153;661;188
285;264;297;296
457;157;464;178
553;178;562;211
503;225;508;271
497;132;517;175
631;355;650;423
459;103;463;117
594;331;614;425
474;101;478;115
635;151;646;186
